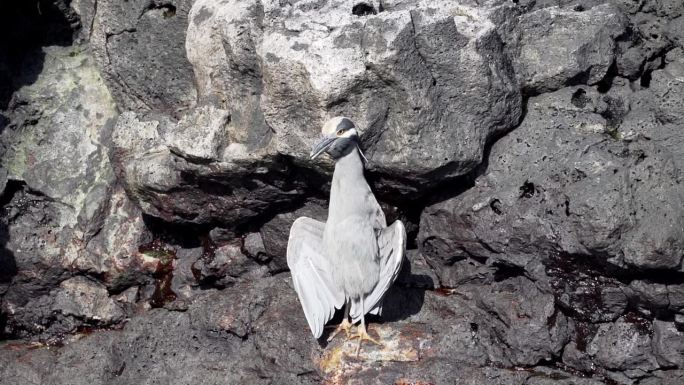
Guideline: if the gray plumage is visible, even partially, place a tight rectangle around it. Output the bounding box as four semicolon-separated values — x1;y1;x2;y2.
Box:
287;117;406;339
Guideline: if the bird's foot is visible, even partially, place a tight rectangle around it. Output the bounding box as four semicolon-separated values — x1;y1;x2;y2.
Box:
326;318;354;342
349;326;382;356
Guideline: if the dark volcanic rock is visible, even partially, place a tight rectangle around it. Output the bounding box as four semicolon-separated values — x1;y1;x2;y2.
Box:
192;241;267;288
90;0;197;115
418;45;684;381
2;0;684;384
510;4;628;94
419;85;684;277
0;275;609;385
258;199;328;271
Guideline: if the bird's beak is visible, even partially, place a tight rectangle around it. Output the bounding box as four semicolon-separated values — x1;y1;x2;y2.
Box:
310;136;336;160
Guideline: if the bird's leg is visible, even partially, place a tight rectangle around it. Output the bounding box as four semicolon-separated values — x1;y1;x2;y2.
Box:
326;302;353;342
350;298;382;356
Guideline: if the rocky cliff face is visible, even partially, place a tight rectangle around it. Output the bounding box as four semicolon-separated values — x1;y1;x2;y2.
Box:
1;0;683;384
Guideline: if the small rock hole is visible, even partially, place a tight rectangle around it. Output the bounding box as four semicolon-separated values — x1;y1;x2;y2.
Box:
640;70;652;88
573;4;585;12
564;200;570;216
157;4;176;19
490;199;502;215
519;181;536;198
571;88;589;108
352;3;377;16
493;262;526;281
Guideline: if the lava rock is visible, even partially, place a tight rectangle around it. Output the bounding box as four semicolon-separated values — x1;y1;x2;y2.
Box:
110;110;305;225
52;276;125;325
419;85;684;286
1;45;116;213
89;0;197;115
191;242;265;288
652;319;684;368
586;316;659;373
187;0;522;188
466;277;570;366
511;4;628;94
259;198;327;270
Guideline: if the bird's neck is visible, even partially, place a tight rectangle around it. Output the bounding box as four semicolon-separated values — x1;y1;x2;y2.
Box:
333;147;365;180
328;147;368;220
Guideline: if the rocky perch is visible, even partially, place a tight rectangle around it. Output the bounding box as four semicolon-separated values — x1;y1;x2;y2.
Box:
1;0;684;384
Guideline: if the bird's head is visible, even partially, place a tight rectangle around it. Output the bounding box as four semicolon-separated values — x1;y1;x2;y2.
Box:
310;117;360;160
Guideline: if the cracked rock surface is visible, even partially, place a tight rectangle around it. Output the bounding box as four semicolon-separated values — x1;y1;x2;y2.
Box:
2;0;684;384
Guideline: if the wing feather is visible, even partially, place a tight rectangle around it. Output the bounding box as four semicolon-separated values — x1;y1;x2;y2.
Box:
350;220;406;322
287;217;344;338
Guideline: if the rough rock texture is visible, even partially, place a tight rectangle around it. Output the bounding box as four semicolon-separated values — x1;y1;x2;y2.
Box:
419;84;684;274
89;0;198;116
2;0;684;384
510;4;628;94
108;0;525;226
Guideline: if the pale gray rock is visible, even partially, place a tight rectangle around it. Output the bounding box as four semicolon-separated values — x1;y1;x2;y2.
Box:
668;16;684;48
110;110;301;225
0;168;6;197
586;317;659;373
652;320;684;368
243;232;268;262
114;0;524;224
82;186;152;291
0;45;127;338
187;0;522;184
52;276;125;324
2;45;116;219
617;48;684;170
629;280;670;314
164;104;231;163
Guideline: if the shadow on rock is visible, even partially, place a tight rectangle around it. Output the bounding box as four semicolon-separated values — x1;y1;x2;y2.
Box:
376;282;430;324
377;249;438;323
0;182;19;339
0;0;77;119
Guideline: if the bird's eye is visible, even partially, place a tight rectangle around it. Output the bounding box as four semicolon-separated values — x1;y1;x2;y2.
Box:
337;129;345;136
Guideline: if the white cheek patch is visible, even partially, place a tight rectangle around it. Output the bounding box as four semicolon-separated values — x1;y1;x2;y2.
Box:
339;128;357;138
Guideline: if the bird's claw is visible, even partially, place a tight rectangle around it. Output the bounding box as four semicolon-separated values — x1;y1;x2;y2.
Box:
350;327;382;356
326;319;354;342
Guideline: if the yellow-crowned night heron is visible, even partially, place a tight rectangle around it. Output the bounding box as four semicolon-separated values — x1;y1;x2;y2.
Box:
286;117;406;354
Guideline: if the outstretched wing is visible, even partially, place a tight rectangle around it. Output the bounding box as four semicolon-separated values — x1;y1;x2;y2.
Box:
350;220;406;322
287;217;345;338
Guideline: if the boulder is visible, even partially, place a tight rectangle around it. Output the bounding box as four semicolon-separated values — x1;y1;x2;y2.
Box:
111;0;524;224
419;85;684;284
52;276;125;324
510;4;628;94
186;0;522;181
89;0;197;115
0;45;153;337
110;109;306;225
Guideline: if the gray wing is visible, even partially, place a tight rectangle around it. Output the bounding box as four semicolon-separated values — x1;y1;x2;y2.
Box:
287;217;345;338
350;220;406;322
